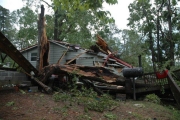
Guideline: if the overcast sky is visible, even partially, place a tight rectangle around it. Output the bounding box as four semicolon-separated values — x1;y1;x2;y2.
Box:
0;0;134;30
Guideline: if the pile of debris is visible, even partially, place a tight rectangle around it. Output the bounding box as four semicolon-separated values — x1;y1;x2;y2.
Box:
35;35;129;94
31;8;132;93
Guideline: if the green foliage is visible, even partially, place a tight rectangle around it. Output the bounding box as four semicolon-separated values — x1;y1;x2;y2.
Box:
144;94;160;104
131;112;144;120
53;68;119;112
85;94;117;112
3;0;121;50
53;107;61;113
76;114;92;120
6;101;15;107
53;92;70;102
165;105;180;120
127;0;180;70
45;14;54;40
19;89;26;94
0;5;17;43
156;60;171;72
53;85;118;112
11;6;38;49
50;0;119;48
172;109;180;120
52;0;118;12
53;105;69;118
104;112;117;120
175;80;180;87
160;85;165;94
119;29;153;71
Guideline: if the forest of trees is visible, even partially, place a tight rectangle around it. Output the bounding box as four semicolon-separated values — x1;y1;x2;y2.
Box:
1;0;180;73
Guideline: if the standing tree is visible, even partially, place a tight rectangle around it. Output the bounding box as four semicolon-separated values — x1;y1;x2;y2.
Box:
127;0;180;71
0;6;16;43
11;6;38;49
0;6;17;65
22;0;119;48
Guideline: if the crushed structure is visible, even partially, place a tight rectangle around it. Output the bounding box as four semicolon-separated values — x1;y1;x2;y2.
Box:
0;5;180;108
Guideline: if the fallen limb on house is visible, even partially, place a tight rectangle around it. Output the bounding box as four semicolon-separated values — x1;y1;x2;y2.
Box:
38;64;123;84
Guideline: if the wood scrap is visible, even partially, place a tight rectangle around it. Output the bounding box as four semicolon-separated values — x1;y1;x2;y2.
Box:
21;70;52;93
65;51;87;65
96;35;112;54
57;46;69;65
38;64;122;84
96;35;132;68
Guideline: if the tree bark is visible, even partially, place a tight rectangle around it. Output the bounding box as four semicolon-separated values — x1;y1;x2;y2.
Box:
54;10;58;40
167;0;175;66
37;5;45;70
157;11;160;63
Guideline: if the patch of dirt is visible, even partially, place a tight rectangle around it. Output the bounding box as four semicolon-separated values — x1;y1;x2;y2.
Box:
0;89;176;120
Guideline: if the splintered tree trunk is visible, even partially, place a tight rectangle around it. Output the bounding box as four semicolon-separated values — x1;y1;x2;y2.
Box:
37;5;45;70
39;19;49;70
37;5;50;71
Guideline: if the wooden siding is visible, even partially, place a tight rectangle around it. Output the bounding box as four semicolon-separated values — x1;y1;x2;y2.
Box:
66;49;107;66
21;42;108;67
49;43;66;65
66;49;87;59
94;56;105;62
66;49;105;65
21;43;67;67
22;47;38;68
76;57;94;66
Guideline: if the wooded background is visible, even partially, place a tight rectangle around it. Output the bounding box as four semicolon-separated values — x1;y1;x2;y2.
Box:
1;0;180;73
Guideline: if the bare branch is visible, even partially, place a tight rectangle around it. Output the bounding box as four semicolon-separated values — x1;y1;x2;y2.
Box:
42;0;53;8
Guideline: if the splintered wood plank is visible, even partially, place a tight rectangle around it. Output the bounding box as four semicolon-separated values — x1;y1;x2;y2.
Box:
39;64;123;84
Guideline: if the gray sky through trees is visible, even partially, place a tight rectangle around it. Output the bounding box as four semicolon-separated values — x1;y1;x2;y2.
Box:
0;0;134;30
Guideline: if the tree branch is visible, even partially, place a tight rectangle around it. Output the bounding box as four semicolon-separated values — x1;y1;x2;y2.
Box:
42;0;53;8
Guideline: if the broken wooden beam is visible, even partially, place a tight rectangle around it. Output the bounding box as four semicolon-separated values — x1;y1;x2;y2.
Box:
38;64;122;84
57;46;69;65
65;51;87;65
22;70;52;93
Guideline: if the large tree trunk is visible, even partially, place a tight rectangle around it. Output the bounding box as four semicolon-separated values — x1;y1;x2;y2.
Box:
142;5;157;72
54;10;58;40
39;20;49;70
37;5;45;70
167;0;175;66
157;12;160;63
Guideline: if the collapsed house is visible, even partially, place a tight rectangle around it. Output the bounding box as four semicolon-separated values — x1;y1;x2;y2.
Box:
1;24;180;106
20;38;131;76
0;5;180;107
0;5;132;94
19;33;133;94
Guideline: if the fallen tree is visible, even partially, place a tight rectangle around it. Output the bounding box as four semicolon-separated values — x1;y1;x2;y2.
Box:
38;64;123;84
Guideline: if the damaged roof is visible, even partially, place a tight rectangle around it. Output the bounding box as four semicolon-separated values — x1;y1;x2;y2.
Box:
20;39;132;68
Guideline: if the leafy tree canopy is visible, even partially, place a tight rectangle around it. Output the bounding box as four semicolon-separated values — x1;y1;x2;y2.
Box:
52;0;118;12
